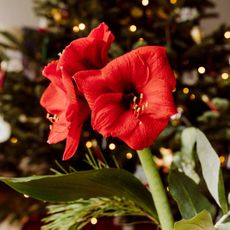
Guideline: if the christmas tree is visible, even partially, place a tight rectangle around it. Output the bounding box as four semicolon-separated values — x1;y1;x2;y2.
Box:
0;0;230;229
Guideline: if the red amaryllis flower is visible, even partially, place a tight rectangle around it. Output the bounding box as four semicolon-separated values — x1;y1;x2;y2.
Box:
75;46;176;150
40;23;114;160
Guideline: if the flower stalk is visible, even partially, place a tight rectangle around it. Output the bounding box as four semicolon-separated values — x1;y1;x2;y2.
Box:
137;148;174;230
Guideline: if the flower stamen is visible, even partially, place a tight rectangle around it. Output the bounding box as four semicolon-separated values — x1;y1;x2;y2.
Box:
132;93;148;118
46;113;58;123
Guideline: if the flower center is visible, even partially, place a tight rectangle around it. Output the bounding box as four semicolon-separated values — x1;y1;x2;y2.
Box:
46;113;58;130
122;90;148;118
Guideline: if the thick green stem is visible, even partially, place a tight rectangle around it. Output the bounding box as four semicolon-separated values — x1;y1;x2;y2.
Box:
137;148;174;230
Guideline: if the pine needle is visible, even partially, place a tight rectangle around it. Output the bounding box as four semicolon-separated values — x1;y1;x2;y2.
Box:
42;197;156;230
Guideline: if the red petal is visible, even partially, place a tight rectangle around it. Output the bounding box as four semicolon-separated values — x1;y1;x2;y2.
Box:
102;50;150;92
92;93;138;137
40;83;67;114
59;24;114;77
62;122;82;160
67;98;91;124
143;79;176;119
48;113;68;144
88;22;114;44
61;68;78;105
136;46;176;91
59;39;109;76
88;22;114;64
63;99;90;160
42;61;63;89
119;115;169;150
74;69;110;109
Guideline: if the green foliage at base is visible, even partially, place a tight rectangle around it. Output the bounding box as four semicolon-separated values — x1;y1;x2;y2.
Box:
42;197;156;230
174;210;215;230
0;168;158;223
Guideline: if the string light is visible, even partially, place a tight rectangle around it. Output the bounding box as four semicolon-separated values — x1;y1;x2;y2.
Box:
79;23;86;30
86;141;93;148
90;218;97;225
53;11;62;22
142;0;149;6
129;25;137;32
219;156;225;165
224;31;230;39
126;152;133;159
190;94;196;100
139;37;144;42
18;114;27;123
198;66;205;74
201;94;209;103
72;26;80;33
221;72;229;80
190;26;202;44
92;139;98;147
170;0;177;4
182;87;189;94
109;143;116;150
10;137;18;144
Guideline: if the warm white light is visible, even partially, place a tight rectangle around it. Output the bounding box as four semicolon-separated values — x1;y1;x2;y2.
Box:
86;141;93;148
92;139;98;147
201;94;209;102
170;0;177;4
224;31;230;39
91;217;97;225
126;152;133;159
182;87;189;94
198;66;205;74
73;26;80;33
79;23;86;30
24;194;29;198
129;25;137;32
219;156;225;164
109;143;116;150
221;72;229;80
142;0;149;6
10;137;18;144
190;94;196;100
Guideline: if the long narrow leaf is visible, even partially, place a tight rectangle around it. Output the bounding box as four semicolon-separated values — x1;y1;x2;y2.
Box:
196;129;228;213
0;168;157;220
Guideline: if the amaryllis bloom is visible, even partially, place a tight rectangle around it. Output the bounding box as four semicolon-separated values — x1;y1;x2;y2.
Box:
75;46;176;150
40;23;114;160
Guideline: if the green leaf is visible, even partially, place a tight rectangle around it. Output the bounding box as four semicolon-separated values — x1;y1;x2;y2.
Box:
0;168;157;220
217;223;230;230
181;127;196;157
173;151;200;184
169;170;215;219
174;210;215;230
173;128;200;183
196;129;228;213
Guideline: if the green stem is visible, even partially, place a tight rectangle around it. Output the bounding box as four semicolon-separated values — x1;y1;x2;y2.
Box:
137;148;174;230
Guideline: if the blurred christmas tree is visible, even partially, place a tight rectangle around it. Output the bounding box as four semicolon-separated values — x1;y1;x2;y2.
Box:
0;0;230;228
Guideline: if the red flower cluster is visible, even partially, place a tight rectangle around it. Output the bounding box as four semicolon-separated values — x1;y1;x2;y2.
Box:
40;23;114;160
40;23;176;159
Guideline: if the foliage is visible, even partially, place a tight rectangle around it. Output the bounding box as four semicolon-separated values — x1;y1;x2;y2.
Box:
43;197;155;230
